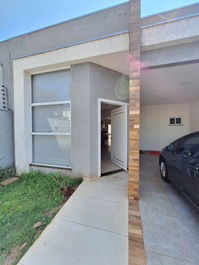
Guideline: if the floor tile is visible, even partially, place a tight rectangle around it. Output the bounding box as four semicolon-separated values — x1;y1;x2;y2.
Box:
101;146;121;174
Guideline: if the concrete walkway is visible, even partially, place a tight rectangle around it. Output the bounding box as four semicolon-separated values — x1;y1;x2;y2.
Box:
18;172;128;265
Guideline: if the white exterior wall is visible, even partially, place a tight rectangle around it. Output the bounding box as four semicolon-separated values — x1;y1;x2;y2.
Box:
190;100;199;132
13;34;129;175
140;104;191;151
142;15;199;50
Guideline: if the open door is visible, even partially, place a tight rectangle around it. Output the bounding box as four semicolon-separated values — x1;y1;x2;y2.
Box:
111;105;128;170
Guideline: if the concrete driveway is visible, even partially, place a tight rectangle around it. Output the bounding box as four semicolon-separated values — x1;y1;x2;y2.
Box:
140;154;199;265
18;172;128;265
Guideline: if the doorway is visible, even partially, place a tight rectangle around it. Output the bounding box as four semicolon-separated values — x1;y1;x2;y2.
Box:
98;98;128;176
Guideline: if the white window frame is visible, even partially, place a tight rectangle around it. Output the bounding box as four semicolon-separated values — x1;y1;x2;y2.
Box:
169;116;183;126
31;97;71;168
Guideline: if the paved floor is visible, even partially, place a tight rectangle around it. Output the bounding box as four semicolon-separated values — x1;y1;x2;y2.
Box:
18;172;128;265
140;154;199;265
101;146;120;174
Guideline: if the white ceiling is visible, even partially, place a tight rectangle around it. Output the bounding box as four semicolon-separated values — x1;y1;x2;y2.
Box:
90;52;199;106
90;51;129;76
141;63;199;105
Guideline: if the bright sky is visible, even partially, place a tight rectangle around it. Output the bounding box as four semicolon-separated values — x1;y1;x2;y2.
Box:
0;0;198;41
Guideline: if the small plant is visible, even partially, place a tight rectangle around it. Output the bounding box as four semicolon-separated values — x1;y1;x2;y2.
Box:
49;173;83;200
0;167;16;181
50;173;82;188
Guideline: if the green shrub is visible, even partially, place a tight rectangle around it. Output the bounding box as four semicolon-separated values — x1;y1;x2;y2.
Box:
0;167;16;181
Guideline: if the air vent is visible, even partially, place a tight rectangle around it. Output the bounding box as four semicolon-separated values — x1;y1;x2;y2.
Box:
0;65;8;111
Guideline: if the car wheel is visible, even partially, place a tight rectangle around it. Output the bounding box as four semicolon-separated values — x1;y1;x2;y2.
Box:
160;159;170;182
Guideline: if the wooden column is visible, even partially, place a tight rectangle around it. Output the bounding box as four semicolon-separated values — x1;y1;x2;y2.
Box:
129;0;141;200
129;1;147;265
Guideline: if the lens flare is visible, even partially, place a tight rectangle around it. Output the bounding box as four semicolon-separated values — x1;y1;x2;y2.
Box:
115;75;129;100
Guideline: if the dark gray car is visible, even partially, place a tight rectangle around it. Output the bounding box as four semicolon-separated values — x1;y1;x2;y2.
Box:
159;132;199;212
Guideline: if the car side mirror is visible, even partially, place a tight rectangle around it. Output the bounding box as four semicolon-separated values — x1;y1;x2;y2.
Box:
166;144;175;153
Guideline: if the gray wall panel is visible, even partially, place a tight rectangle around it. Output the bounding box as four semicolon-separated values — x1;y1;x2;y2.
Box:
71;63;91;177
71;62;128;178
0;111;14;168
89;63;128;177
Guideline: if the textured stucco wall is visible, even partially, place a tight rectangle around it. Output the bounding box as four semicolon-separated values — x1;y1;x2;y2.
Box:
0;111;14;168
142;41;199;67
141;3;199;27
142;15;199;50
71;63;91;177
71;63;128;178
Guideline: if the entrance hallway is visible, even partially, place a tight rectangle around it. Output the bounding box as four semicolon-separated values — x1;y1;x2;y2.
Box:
100;102;128;175
140;154;199;265
101;102;121;175
17;172;128;265
101;145;121;174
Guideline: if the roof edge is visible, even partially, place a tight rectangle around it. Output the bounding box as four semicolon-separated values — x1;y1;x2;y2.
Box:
0;2;129;44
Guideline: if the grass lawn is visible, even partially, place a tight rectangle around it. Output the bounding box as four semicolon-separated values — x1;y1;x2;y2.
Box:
0;171;82;265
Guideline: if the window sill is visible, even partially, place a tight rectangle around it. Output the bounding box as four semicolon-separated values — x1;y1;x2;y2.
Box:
169;124;184;126
29;163;72;170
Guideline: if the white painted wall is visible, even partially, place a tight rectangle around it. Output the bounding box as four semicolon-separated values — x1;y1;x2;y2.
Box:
190;100;199;132
13;34;128;175
140;104;191;151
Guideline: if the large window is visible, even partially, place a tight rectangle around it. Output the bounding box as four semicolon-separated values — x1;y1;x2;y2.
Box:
31;70;71;167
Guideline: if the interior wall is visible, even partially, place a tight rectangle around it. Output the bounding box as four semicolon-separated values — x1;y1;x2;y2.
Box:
140;103;191;151
190;100;199;132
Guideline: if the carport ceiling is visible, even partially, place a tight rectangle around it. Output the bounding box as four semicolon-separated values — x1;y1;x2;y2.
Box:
141;62;199;105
